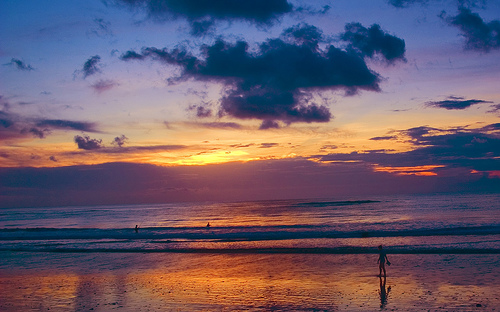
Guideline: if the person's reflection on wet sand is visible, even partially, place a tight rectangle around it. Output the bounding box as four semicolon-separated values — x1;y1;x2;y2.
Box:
379;276;391;309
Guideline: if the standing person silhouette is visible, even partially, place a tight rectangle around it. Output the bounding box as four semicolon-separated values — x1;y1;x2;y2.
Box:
377;245;390;277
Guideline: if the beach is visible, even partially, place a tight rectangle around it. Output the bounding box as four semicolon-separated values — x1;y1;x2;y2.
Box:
1;251;499;311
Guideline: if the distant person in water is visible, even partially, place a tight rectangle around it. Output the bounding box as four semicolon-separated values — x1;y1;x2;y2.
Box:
206;222;211;228
377;245;390;277
135;225;139;233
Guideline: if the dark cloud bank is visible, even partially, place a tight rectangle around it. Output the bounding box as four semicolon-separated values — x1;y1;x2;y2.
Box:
1;156;498;208
121;24;405;127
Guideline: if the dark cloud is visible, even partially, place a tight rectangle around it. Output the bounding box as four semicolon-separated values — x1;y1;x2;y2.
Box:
1;110;99;141
120;50;146;60
318;124;500;173
0;111;14;128
260;143;279;148
36;119;98;132
70;144;187;154
2;159;498;208
49;156;58;162
91;79;118;93
6;58;34;71
487;104;500;114
112;0;293;35
188;105;212;118
426;96;492;110
121;24;394;124
74;135;103;150
189;19;216;37
281;23;325;48
442;7;500;52
82;55;102;78
87;18;113;38
26;127;46;139
341;23;406;63
112;135;128;147
260;120;281;130
370;136;397;141
387;0;429;8
481;123;500;131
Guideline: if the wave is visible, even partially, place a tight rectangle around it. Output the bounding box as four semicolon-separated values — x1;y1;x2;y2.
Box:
1;225;499;241
293;200;380;208
1;246;499;254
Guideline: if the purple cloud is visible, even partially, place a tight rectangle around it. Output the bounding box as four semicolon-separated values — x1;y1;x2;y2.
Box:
121;24;403;125
426;96;492;110
442;7;500;52
6;58;34;71
74;135;103;150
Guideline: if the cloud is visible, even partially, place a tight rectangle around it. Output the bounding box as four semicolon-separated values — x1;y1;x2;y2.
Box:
189;20;216;37
260;120;281;130
487;104;500;114
120;50;146;60
91;79;118;93
188;105;212;118
1;109;99;141
87;18;113;38
317;124;500;173
121;24;399;124
481;123;500;131
442;7;500;52
2;159;498;208
281;23;325;48
112;0;293;35
190;122;242;129
36;119;98;132
74;135;103;150
5;58;35;71
81;55;102;78
370;135;397;141
341;23;406;63
26;128;46;139
260;143;279;148
112;135;128;147
387;0;429;8
426;96;492;110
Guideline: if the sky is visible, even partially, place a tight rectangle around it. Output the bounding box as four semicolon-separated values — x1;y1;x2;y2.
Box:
1;0;499;207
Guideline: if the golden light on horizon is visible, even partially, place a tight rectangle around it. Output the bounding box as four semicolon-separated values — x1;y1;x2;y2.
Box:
171;150;253;166
373;165;445;176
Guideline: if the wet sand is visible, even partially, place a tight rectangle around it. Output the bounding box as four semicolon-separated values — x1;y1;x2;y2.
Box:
1;252;499;311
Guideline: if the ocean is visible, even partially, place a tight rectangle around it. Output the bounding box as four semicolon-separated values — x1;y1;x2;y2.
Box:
1;193;499;254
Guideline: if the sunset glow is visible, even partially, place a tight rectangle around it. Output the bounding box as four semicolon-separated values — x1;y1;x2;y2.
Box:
1;0;499;207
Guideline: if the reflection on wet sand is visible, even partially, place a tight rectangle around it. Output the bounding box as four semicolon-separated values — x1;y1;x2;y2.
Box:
379;276;391;309
1;253;499;311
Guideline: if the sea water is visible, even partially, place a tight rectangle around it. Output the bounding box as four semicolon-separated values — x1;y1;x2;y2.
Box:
1;193;499;253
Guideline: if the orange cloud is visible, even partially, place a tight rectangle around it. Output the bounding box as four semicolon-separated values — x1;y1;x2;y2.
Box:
373;165;445;176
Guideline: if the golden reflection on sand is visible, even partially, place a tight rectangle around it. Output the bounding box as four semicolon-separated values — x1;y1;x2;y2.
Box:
1;253;499;311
